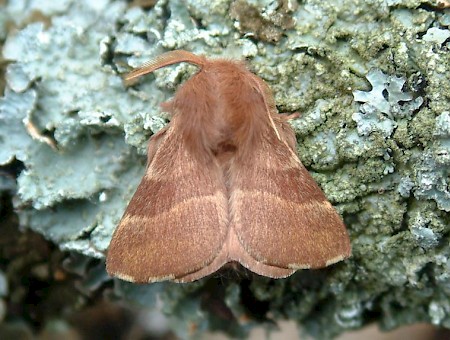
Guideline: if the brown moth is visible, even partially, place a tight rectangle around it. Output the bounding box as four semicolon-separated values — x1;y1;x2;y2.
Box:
106;50;351;283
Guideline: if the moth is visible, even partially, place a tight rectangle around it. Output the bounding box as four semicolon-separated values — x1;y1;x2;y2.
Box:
106;50;351;283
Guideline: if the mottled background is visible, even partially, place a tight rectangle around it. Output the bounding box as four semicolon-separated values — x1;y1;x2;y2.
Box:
0;0;449;339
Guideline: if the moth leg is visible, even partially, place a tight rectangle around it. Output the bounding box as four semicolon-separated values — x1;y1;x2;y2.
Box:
279;112;300;120
160;100;173;114
147;126;169;168
273;115;298;151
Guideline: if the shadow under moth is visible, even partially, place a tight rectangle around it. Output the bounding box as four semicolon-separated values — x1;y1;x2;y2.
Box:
106;50;351;283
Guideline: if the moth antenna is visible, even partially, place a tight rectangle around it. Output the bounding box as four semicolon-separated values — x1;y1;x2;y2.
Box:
249;74;282;141
124;50;206;85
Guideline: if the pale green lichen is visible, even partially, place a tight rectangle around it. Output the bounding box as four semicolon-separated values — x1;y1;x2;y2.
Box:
0;89;36;165
1;0;450;339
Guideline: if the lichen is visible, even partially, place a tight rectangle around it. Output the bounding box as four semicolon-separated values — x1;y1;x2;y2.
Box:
1;0;450;339
229;0;297;43
352;69;424;137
